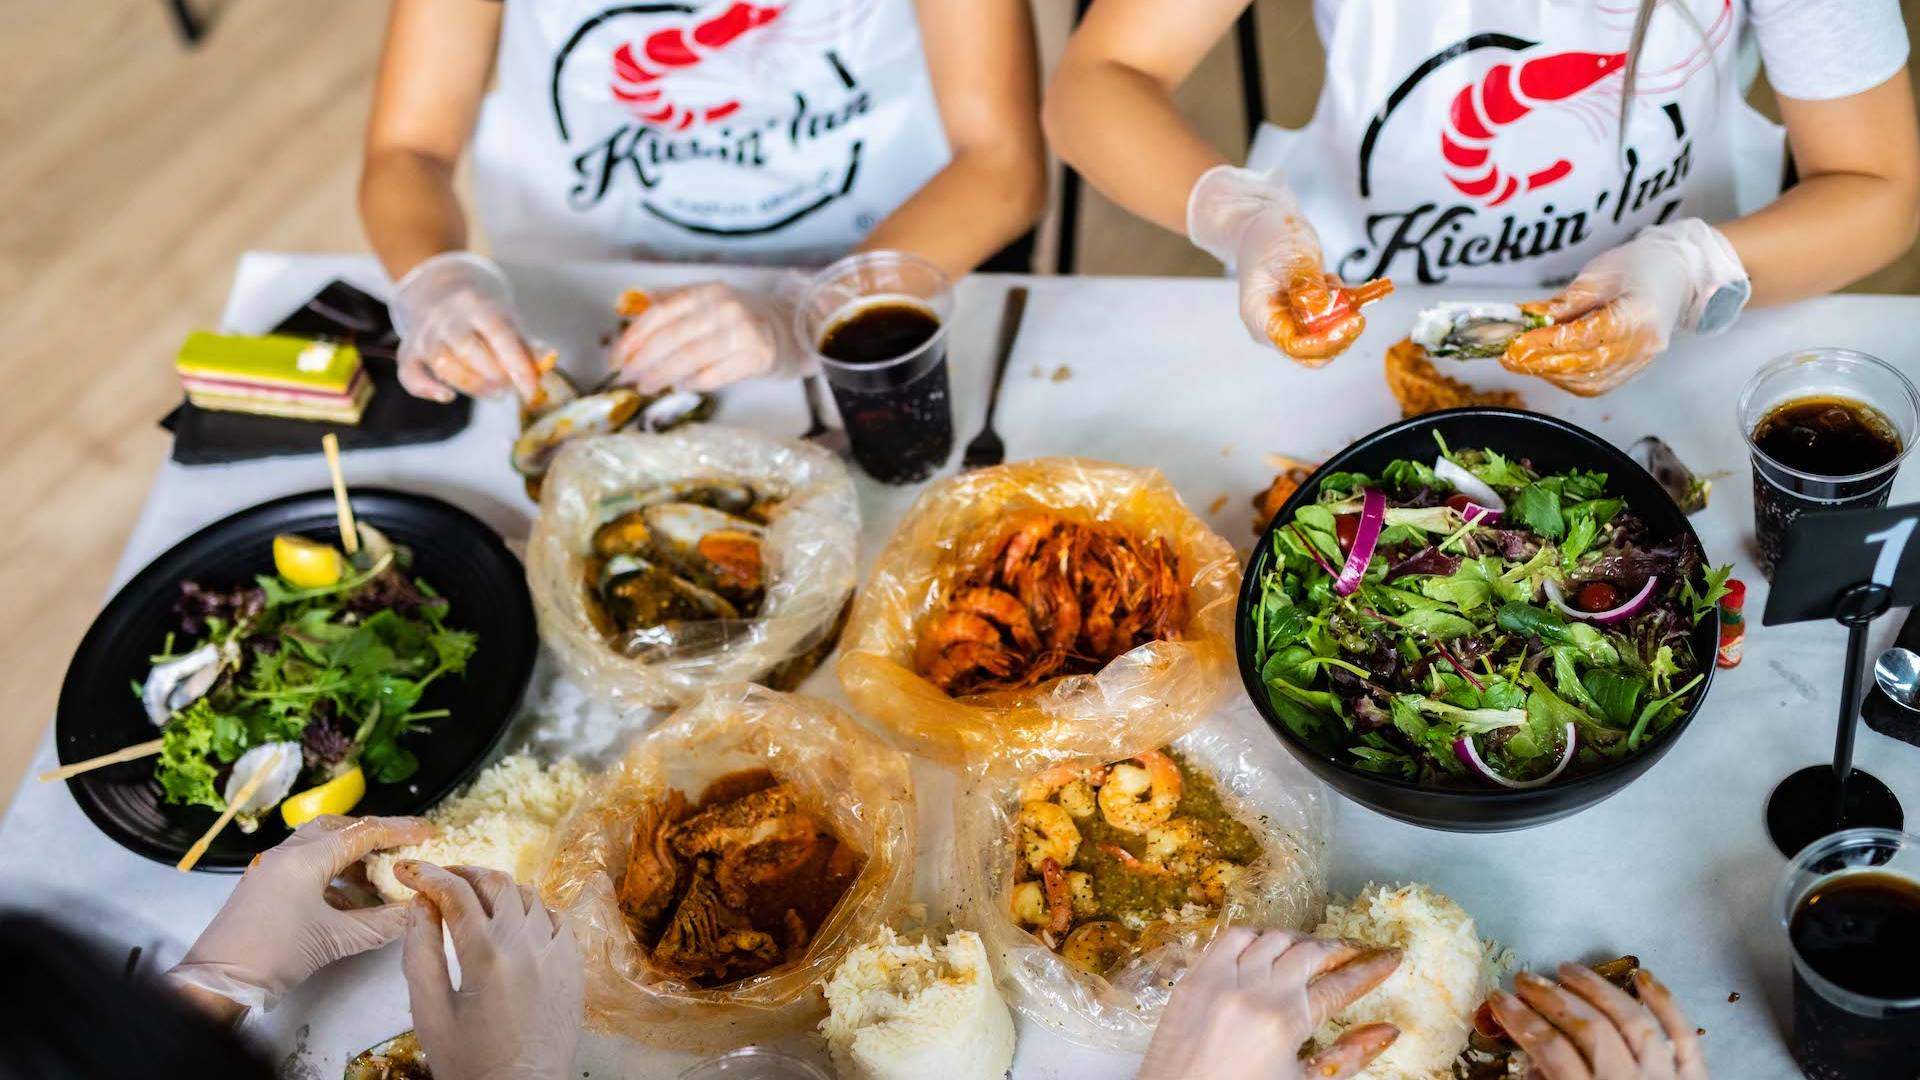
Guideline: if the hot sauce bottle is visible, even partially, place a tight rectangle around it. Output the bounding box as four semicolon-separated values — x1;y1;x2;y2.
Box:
1717;578;1746;668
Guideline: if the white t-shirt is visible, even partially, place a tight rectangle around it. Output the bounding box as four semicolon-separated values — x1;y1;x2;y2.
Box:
1311;0;1908;101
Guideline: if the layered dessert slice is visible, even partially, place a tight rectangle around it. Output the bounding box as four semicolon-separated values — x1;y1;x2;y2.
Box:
176;332;373;424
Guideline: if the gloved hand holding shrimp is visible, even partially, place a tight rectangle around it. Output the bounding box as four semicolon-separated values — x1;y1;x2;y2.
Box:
1187;165;1394;364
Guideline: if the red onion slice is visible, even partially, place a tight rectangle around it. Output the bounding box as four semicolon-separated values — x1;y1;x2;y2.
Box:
1434;457;1505;524
1454;723;1577;789
1544;576;1658;625
1334;488;1386;596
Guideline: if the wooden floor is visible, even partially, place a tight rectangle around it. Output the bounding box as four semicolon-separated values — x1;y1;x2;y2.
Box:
3;0;1918;807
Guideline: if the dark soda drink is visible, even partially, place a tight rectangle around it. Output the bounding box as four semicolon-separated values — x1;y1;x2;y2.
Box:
1739;351;1917;580
1749;396;1903;576
1787;870;1920;1078
816;299;953;484
798;253;958;485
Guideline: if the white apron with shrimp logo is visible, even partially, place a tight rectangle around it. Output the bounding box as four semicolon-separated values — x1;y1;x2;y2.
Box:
471;0;950;266
1249;0;1785;288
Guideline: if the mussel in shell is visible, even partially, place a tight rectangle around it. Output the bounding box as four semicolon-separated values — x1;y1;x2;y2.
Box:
1409;302;1551;359
594;478;760;522
638;388;716;432
641;502;767;604
512;389;644;477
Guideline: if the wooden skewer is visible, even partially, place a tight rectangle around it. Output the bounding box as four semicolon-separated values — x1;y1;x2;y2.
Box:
38;737;165;783
177;757;275;873
322;432;359;556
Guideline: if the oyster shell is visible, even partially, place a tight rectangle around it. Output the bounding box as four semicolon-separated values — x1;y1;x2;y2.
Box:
1630;436;1711;514
1409;302;1550;359
641;502;767;604
511;389;643;477
142;643;224;725
224;740;303;832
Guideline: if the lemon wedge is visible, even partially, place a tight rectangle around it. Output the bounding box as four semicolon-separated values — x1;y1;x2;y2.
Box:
280;765;366;828
273;533;344;588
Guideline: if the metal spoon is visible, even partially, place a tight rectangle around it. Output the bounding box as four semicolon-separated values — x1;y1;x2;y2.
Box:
1873;646;1920;711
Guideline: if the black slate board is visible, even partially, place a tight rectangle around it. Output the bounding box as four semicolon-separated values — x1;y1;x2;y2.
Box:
161;280;470;464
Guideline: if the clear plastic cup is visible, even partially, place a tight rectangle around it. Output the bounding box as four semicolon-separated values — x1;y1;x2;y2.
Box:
678;1046;832;1080
1737;349;1918;579
793;251;955;484
1775;827;1920;1079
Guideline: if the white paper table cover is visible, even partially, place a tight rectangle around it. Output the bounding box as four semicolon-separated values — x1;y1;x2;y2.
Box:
3;251;1915;1079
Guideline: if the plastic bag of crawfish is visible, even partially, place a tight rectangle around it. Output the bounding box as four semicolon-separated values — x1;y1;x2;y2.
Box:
526;425;859;712
951;701;1328;1050
836;456;1240;764
537;683;916;1052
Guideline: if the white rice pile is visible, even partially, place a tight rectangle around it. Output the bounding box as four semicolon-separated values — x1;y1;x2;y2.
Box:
1306;882;1504;1080
364;754;590;902
819;928;1016;1080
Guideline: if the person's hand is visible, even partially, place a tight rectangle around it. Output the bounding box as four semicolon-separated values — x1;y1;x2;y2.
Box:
391;251;543;403
397;861;582;1080
610;281;805;394
1138;927;1403;1080
1488;965;1707;1080
165;815;434;1012
1504;218;1746;396
1187;165;1393;365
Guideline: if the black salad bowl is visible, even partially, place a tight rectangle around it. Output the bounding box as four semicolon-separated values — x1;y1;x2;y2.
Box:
56;488;537;870
1235;408;1719;832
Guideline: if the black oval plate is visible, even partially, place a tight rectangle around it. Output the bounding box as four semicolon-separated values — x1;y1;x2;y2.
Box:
55;488;537;870
1235;408;1719;831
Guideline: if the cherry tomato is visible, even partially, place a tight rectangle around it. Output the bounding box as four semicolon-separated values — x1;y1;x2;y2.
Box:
1445;493;1474;515
1335;513;1361;551
1575;581;1622;612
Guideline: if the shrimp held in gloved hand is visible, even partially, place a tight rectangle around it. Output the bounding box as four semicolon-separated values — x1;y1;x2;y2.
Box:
1187;165;1392;366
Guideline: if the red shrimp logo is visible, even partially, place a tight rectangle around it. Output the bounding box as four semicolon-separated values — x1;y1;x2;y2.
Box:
1441;52;1626;207
1435;0;1731;207
609;2;787;130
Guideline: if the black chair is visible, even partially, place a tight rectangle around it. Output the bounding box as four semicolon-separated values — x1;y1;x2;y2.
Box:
1055;2;1266;274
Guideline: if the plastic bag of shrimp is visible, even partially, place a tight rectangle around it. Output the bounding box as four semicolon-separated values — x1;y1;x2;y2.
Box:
526;425;859;712
951;702;1328;1050
537;683;916;1052
836;456;1240;764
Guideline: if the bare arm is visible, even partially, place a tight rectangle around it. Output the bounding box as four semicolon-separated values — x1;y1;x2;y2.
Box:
1719;71;1920;306
359;0;501;281
1042;0;1250;235
857;0;1047;275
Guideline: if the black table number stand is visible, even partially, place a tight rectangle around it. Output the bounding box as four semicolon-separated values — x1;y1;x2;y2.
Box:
1762;502;1920;858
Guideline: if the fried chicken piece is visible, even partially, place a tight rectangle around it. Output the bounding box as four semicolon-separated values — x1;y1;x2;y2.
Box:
1384;338;1526;419
1254;456;1317;534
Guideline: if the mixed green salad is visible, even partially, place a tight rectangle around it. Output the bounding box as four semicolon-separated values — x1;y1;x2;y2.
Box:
1250;435;1730;789
145;528;476;828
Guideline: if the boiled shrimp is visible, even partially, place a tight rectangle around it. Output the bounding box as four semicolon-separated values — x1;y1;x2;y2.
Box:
947;586;1041;652
1190;860;1244;907
1020;762;1109;817
1268;271;1394;364
1143;817;1214;877
1010;880;1049;928
1098;749;1183;833
1059;920;1134;975
1018;800;1081;871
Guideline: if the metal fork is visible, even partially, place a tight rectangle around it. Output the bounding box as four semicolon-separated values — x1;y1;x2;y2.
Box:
961;285;1029;469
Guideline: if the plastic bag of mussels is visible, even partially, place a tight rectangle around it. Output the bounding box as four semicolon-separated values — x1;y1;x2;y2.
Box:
526;426;860;711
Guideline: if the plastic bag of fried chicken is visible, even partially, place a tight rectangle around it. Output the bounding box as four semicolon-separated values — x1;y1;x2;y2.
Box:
537;683;916;1051
953;703;1328;1050
526;426;858;711
837;457;1239;764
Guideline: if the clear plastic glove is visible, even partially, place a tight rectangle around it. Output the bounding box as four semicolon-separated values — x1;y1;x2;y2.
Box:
165;815;434;1010
1504;218;1745;396
397;861;582;1080
1187;165;1393;366
1137;927;1403;1080
610;281;809;394
391;252;544;403
1488;965;1707;1080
